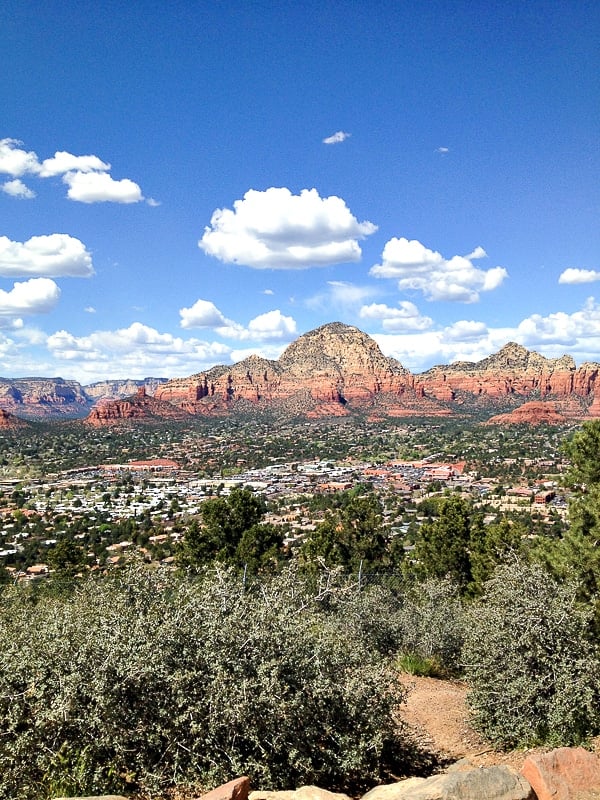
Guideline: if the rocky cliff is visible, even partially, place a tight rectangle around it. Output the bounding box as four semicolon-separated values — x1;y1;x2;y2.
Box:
0;377;92;419
86;387;192;426
150;325;600;424
84;377;168;401
2;324;600;426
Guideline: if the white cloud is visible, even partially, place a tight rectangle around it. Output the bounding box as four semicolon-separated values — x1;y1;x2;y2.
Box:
359;301;433;331
558;268;600;285
63;170;144;203
262;288;274;295
39;151;110;177
180;299;236;330
146;197;161;207
84;306;96;313
0;138;40;176
1;179;36;199
0;138;146;204
180;298;296;342
443;320;489;341
513;298;600;349
46;322;232;380
370;238;508;302
436;146;449;154
0;278;60;317
0;234;94;277
199;187;377;269
246;310;297;341
323;131;351;144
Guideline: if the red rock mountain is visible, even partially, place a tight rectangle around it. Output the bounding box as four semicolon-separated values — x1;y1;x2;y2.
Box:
3;324;600;425
150;324;600;424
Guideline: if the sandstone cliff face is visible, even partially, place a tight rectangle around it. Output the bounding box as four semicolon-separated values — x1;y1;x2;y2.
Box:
154;323;417;417
486;401;569;426
152;327;600;424
84;377;168;401
416;342;597;405
0;378;91;419
86;388;192;426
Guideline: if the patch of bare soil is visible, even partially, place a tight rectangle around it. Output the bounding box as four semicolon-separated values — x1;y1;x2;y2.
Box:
398;674;547;772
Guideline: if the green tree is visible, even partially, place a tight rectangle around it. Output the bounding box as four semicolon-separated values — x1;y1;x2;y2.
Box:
407;495;473;591
537;421;600;611
178;487;267;568
300;493;390;572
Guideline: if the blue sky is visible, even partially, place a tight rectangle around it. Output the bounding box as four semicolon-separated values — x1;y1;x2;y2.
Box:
1;0;599;383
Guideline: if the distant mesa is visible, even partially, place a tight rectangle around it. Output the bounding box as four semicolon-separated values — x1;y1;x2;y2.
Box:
1;323;600;426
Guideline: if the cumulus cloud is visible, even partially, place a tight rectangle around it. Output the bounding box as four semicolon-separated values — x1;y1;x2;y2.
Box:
63;171;144;203
512;298;600;349
46;322;231;377
0;138;40;176
0;138;145;204
436;146;449;154
442;320;489;341
323;131;351;144
558;268;600;285
246;310;297;340
0;278;60;317
359;301;433;332
0;234;94;278
39;151;111;177
1;179;36;199
199;187;377;269
180;299;237;330
180;298;296;342
370;238;508;302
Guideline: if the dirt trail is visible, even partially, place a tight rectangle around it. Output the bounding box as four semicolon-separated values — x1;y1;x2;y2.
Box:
398;674;543;771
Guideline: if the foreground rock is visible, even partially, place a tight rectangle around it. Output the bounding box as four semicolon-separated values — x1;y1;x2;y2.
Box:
521;747;600;800
361;764;533;800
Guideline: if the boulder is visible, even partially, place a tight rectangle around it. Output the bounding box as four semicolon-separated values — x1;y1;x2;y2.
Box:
52;796;128;800
250;787;351;800
200;777;251;800
521;747;600;800
361;766;533;800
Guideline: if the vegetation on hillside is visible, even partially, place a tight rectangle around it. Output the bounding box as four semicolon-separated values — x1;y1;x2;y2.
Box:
0;418;599;796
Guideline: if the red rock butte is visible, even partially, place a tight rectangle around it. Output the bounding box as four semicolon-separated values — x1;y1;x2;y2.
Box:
83;323;600;426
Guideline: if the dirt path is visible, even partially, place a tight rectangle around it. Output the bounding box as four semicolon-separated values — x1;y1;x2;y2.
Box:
398;674;543;771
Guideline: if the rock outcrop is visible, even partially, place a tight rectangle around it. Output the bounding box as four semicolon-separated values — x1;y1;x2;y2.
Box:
520;747;600;800
5;324;600;425
0;408;28;430
84;377;168;401
0;377;91;419
485;401;569;425
85;387;192;426
153;325;600;424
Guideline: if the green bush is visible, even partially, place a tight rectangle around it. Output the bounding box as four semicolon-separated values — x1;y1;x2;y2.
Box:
463;561;600;747
395;578;465;675
0;564;410;799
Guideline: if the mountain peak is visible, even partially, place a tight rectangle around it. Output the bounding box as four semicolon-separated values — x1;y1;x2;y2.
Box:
279;321;406;376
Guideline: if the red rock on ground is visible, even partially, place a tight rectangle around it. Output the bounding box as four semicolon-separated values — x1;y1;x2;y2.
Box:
520;747;600;800
200;776;250;800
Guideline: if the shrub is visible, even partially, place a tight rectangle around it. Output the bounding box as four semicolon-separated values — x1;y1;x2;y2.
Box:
395;578;465;675
463;560;600;747
0;564;410;799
